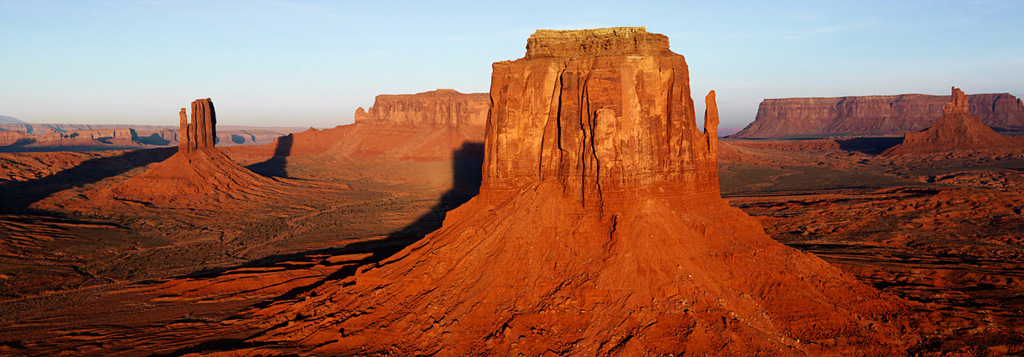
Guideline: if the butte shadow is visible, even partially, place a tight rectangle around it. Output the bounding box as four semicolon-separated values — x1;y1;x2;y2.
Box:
0;147;176;213
245;134;293;178
180;142;483;284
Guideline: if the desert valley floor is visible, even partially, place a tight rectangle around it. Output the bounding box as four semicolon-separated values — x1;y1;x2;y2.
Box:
0;133;1022;355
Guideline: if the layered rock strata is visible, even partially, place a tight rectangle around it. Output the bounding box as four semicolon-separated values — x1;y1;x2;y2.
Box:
884;87;1024;155
354;89;489;127
734;92;1024;138
243;27;907;355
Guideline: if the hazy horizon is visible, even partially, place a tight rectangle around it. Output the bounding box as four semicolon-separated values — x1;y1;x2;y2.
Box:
2;0;1022;129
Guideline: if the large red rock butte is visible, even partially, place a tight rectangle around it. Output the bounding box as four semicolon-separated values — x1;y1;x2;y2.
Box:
109;98;271;199
240;27;908;355
733;92;1024;138
884;87;1024;155
354;89;489;128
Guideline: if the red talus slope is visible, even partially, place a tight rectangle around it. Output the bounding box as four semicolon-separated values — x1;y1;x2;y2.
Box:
109;99;271;200
734;92;1024;138
354;89;489;128
884;87;1024;155
244;27;908;355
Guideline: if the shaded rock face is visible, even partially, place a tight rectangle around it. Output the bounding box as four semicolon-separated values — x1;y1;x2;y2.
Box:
734;92;1024;138
354;89;489;128
179;98;216;152
244;28;907;356
884;87;1024;155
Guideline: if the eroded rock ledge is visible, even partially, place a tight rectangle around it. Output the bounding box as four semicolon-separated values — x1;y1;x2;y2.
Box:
525;27;671;58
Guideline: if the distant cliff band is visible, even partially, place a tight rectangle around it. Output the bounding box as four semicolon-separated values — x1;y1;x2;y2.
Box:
733;92;1024;138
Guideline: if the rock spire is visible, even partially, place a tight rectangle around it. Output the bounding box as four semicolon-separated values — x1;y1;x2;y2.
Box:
179;98;216;153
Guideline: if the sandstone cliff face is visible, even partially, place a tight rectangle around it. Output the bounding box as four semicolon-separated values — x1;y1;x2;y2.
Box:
354;89;489;128
734;92;1024;138
884;87;1024;155
0;130;33;146
242;28;907;356
483;27;718;203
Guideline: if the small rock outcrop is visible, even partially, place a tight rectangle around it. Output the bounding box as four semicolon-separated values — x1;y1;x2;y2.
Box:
354;89;489;128
242;28;908;356
734;92;1024;138
884;87;1024;155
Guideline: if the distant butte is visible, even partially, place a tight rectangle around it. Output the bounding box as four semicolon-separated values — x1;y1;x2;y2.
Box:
733;91;1024;138
884;87;1024;155
354;89;489;128
229;89;486;163
108;98;271;200
240;27;909;355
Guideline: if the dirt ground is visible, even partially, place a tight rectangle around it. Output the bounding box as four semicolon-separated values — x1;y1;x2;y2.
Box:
0;137;1021;355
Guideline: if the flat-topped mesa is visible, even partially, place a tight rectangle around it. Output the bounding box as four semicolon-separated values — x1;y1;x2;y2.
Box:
353;89;489;127
485;27;718;204
525;27;671;58
178;98;216;153
734;92;1024;138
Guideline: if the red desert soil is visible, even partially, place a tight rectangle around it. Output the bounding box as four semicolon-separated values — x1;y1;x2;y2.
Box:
0;33;1023;357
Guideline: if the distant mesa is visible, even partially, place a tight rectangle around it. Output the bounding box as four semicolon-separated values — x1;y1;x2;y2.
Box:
243;27;907;355
884;87;1024;155
230;89;487;164
354;89;489;128
733;91;1024;138
0;115;26;124
109;98;271;200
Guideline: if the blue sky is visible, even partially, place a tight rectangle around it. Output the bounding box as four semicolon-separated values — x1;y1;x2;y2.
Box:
1;0;1022;128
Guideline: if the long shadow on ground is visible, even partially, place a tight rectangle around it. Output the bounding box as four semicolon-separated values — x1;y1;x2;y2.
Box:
0;147;176;213
156;142;484;356
245;135;293;178
836;137;904;155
